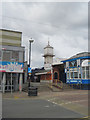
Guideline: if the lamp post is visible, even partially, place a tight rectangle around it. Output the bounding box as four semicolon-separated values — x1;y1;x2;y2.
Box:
28;38;34;87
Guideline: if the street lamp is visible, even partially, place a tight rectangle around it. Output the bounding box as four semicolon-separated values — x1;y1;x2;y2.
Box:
28;38;34;87
29;38;34;67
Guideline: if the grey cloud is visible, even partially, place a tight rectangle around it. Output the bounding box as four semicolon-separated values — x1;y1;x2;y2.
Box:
1;2;88;68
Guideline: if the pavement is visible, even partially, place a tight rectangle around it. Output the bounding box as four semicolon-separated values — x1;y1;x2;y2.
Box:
1;89;89;119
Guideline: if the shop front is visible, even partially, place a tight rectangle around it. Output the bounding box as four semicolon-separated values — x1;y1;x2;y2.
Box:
62;52;90;89
0;61;23;93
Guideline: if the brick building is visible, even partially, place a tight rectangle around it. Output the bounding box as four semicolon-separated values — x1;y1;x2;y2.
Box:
35;69;52;83
52;63;66;83
33;43;66;84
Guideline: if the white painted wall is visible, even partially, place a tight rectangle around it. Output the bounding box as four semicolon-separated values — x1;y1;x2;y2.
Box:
44;47;53;55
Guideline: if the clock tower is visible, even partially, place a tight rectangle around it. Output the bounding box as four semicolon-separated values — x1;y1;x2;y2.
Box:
43;41;55;70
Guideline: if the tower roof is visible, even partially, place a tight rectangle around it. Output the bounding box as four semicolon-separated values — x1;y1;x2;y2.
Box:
44;41;53;49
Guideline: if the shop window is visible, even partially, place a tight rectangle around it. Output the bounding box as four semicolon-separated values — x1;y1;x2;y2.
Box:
74;72;78;78
89;67;90;78
86;66;89;70
86;66;89;79
79;74;81;78
71;72;73;79
54;72;58;79
82;71;85;79
82;67;85;70
82;66;90;79
82;67;85;79
67;73;69;79
86;71;89;79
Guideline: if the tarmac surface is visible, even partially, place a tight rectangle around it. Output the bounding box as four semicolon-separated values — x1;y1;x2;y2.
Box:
2;99;84;118
1;89;89;119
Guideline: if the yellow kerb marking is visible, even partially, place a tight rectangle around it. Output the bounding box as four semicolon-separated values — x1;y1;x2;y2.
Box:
14;96;19;99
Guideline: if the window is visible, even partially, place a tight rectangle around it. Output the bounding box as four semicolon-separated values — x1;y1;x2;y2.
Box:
12;51;19;62
3;51;11;61
82;71;85;79
74;72;78;78
86;66;90;79
82;66;90;79
67;73;69;79
82;67;85;71
71;72;73;79
19;51;23;62
86;66;89;70
86;71;89;79
82;67;85;79
79;74;81;78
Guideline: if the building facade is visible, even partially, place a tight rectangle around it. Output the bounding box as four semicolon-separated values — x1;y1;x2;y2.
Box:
0;29;25;93
34;43;66;84
52;63;66;83
35;69;52;83
62;52;90;89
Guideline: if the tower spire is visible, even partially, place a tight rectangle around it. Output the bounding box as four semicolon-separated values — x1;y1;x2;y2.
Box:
48;37;50;46
48;41;49;46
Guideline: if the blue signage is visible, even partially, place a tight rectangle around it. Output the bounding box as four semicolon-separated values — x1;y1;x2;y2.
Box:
28;67;32;73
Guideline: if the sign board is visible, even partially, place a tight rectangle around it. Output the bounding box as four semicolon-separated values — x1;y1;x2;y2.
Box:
0;61;23;73
28;67;32;73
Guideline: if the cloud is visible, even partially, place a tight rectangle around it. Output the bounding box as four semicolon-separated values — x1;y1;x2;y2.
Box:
1;2;88;68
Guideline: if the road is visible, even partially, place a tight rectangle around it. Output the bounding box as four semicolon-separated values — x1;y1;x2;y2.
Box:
2;99;84;118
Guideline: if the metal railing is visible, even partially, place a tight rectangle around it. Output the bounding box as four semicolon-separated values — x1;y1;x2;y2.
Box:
0;85;14;92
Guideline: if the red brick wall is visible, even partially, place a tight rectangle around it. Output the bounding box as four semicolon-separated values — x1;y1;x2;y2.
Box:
40;74;45;80
53;66;59;83
40;74;52;81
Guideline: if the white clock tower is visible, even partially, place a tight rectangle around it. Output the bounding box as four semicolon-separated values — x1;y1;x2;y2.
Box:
43;41;55;70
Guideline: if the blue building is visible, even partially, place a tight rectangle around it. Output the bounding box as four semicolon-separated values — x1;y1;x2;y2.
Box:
62;52;90;89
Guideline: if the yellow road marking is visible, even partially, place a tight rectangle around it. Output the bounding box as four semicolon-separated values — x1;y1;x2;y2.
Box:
83;116;90;118
74;116;90;120
14;96;19;99
75;116;90;120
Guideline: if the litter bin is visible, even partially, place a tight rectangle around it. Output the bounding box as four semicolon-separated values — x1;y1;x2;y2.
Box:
28;87;38;96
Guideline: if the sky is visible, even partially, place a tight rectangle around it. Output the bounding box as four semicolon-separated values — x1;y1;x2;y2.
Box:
0;1;88;68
